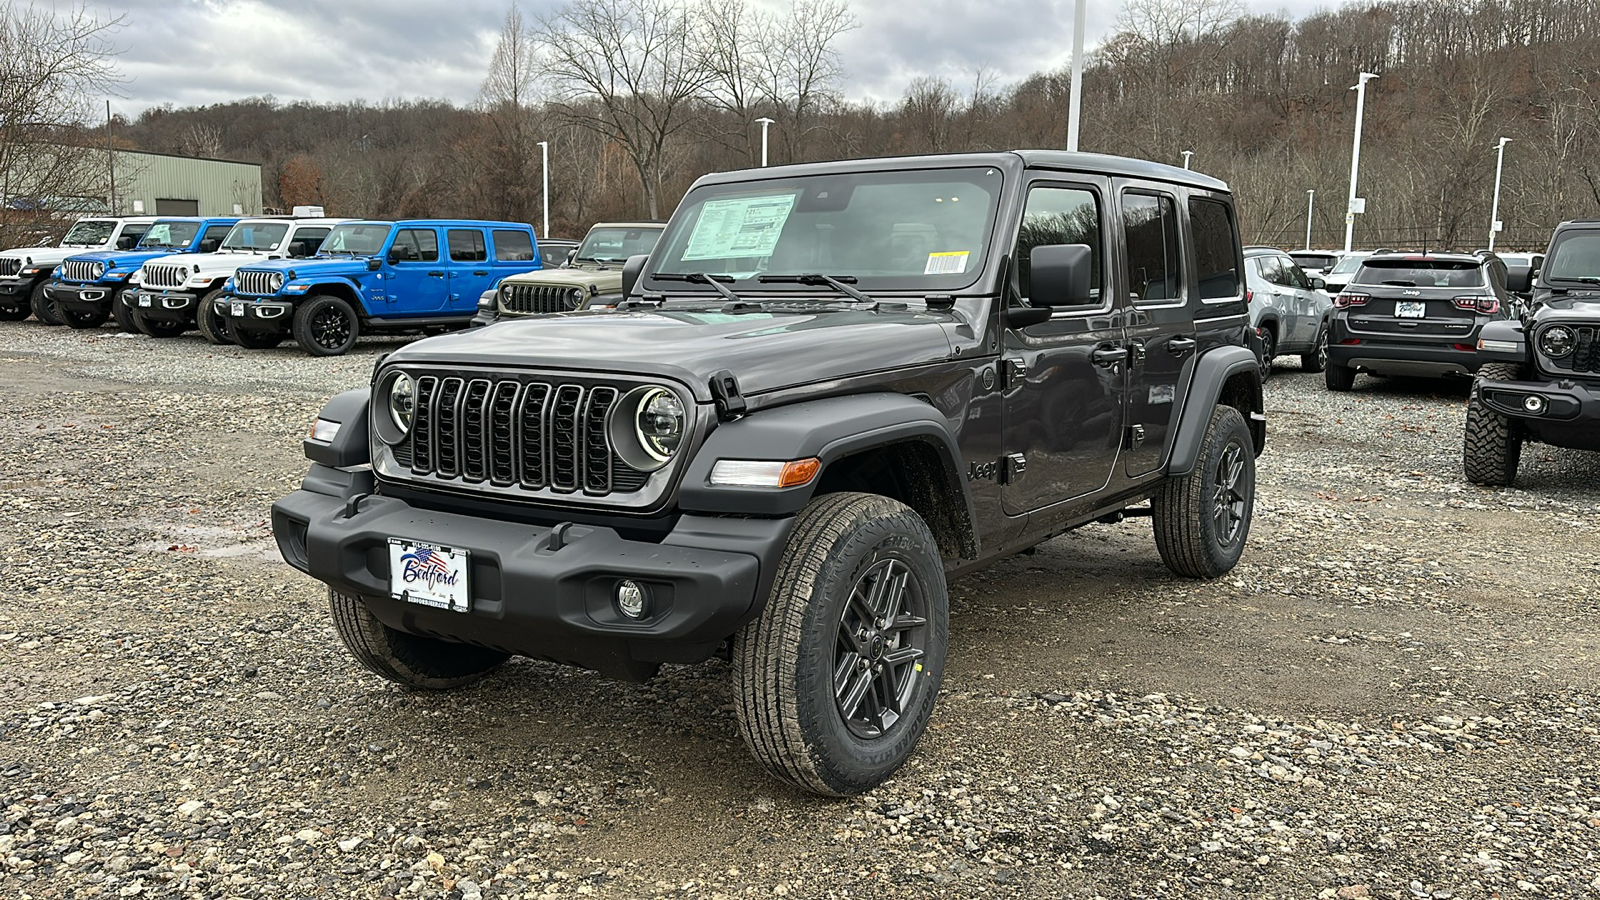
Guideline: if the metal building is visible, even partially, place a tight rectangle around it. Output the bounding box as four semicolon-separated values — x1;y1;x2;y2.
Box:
110;149;263;217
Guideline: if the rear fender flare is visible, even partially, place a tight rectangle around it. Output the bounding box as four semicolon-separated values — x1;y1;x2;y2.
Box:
1166;345;1264;477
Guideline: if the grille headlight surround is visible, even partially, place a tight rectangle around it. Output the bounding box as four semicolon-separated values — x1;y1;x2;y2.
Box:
609;385;684;472
268;272;284;292
374;371;416;444
1540;325;1576;358
89;261;106;279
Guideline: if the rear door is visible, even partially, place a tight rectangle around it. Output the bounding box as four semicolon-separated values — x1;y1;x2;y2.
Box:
1120;183;1191;477
383;226;448;313
445;227;492;310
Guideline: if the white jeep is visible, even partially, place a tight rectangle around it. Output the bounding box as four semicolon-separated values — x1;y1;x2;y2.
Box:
0;217;159;323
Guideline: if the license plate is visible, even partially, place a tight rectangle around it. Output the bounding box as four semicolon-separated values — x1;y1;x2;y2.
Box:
388;539;470;612
231;301;245;317
137;294;151;307
1395;301;1426;318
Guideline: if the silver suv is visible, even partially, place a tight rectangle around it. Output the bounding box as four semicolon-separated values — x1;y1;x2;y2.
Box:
1244;247;1333;377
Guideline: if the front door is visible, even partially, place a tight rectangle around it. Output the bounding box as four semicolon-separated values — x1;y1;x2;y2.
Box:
383;227;447;313
1120;185;1192;477
1000;178;1127;516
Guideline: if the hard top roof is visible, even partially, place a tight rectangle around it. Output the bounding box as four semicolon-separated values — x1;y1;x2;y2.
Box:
1363;250;1490;263
333;219;537;228
584;221;666;230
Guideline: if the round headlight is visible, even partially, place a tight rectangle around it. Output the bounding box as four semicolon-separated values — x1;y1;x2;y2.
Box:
609;386;684;472
268;272;284;292
566;287;583;309
387;372;415;435
90;262;105;279
1540;325;1575;358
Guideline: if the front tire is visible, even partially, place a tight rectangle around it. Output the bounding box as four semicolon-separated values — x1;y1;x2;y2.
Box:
1463;362;1524;486
195;289;234;345
111;289;140;333
329;590;509;690
61;302;109;329
734;492;948;797
231;325;284;349
293;295;360;356
1152;405;1256;579
30;281;63;325
131;309;185;338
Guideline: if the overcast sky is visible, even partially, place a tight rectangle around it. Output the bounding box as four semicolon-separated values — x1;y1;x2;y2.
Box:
99;0;1319;118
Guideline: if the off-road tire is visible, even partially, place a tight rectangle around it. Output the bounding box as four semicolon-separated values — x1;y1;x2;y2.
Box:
111;289;140;333
1463;362;1524;487
195;289;233;345
131;308;185;338
231;326;284;349
328;590;509;690
1152;405;1256;579
61;302;109;329
0;302;29;321
1324;361;1356;391
1301;324;1329;372
733;492;948;797
1258;328;1276;381
29;281;63;325
293;294;360;356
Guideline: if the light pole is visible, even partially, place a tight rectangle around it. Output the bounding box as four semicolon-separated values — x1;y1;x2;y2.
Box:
755;117;775;167
1181;150;1193;170
1305;189;1315;250
1343;72;1378;253
1488;136;1511;251
536;140;549;240
1065;0;1086;151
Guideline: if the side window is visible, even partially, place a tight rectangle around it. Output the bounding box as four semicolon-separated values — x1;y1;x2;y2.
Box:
390;228;439;263
1123;192;1182;304
1189;198;1241;301
491;229;535;262
199;224;231;252
448;229;488;263
1281;256;1310;289
1014;184;1102;305
289;227;330;257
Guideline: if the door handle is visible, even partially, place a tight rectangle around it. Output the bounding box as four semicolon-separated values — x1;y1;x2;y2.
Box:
427;270;444;277
1168;336;1197;355
472;270;488;276
1092;346;1129;367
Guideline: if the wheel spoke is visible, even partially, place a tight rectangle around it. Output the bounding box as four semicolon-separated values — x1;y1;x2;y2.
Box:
837;667;873;721
884;613;927;633
881;645;923;668
876;663;902;715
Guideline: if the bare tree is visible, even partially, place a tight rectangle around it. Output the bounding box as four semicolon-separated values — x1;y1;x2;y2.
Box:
477;4;542;224
750;0;855;164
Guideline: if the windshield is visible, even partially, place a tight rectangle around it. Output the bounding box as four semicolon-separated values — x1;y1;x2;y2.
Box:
320;223;390;256
137;221;202;249
648;166;1003;291
1354;259;1483;288
1545;233;1600;282
1328;254;1368;276
577;226;663;263
221;222;291;252
61;220;116;246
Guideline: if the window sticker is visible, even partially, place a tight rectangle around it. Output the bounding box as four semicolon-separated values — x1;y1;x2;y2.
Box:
924;251;970;275
682;194;799;261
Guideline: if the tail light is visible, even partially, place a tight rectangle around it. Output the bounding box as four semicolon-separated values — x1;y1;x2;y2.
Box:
1245;289;1254;304
1452;295;1499;314
1333;292;1369;309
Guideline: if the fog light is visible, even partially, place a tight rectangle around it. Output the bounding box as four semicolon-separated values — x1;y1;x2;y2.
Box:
616;580;648;619
1523;395;1546;414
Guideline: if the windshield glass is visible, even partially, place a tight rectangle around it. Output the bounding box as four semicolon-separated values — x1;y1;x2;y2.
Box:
1355;259;1483;288
320;223;390;256
577;226;662;263
1328;254;1368;276
137;221;202;249
648;166;1004;291
1545;233;1600;282
61;220;116;246
221;222;291;252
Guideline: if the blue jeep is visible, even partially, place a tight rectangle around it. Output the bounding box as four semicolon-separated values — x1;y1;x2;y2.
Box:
221;219;543;355
45;217;240;331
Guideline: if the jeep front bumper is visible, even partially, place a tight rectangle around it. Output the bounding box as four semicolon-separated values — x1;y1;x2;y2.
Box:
272;466;791;680
1476;375;1600;451
221;297;293;332
130;288;203;321
0;278;32;300
46;281;121;310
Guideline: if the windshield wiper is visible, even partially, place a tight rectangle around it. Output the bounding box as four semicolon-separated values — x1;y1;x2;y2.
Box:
1569;276;1600;284
652;272;746;304
1380;280;1417;287
758;273;877;304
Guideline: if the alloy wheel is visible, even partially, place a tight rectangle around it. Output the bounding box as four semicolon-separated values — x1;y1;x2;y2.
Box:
833;558;928;739
1211;441;1249;546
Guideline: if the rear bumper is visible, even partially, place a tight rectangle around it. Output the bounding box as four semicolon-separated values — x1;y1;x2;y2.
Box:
46;281;121;310
130;288;203;321
1476;375;1600;451
1327;324;1481;377
272;465;792;680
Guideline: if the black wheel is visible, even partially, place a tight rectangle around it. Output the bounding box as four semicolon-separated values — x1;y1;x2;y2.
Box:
29;281;63;325
293;294;359;356
131;308;185;338
1463;362;1524;486
0;303;28;321
1152;405;1256;579
231;326;284;349
1257;328;1276;381
734;492;948;797
1301;324;1329;373
111;289;140;333
61;301;109;329
329;590;509;690
1324;361;1356;392
195;289;233;345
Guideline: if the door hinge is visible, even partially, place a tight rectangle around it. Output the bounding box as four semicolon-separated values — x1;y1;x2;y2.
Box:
1127;424;1146;449
1000;452;1027;484
1001;357;1027;389
1128;340;1146;367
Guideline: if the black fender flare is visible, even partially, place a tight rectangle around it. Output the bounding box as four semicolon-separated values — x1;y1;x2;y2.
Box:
303;388;370;467
1166;345;1264;477
1475;319;1527;365
677;392;978;554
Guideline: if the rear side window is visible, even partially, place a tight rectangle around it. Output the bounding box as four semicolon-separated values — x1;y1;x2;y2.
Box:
391;228;439;263
1014;184;1103;305
1545;233;1600;282
1124;192;1182;304
448;229;488;263
492;229;535;262
1354;259;1483;288
1190;199;1241;301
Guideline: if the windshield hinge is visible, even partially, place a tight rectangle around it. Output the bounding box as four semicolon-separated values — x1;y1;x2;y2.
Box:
709;369;746;421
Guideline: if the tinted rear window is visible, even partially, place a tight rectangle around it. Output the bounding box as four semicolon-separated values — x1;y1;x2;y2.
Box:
492;229;536;262
1354;259;1483;288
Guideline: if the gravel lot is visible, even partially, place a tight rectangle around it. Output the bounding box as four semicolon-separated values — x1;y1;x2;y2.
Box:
2;323;1598;900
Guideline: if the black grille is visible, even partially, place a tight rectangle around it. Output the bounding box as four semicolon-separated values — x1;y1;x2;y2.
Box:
143;264;187;288
1547;325;1600;375
405;375;644;496
236;270;278;295
501;282;579;314
62;260;99;282
0;258;19;277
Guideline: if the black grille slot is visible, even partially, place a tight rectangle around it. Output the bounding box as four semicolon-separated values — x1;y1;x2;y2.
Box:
0;258;20;277
410;376;439;474
488;381;520;484
549;385;584;492
460;379;492;482
519;384;551;488
502;283;577;314
434;378;464;477
583;387;618;494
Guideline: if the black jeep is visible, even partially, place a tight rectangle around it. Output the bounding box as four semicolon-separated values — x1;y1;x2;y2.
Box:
1464;220;1600;485
272;151;1266;796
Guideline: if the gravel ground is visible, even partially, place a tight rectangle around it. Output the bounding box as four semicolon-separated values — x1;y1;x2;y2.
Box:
2;323;1598;900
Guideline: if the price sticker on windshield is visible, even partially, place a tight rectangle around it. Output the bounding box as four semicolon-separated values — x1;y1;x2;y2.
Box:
924;251;969;275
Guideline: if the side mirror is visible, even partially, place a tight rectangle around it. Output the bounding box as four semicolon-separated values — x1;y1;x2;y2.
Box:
1309;276;1326;291
1028;243;1094;307
620;254;648;298
367;257;383;271
565;248;578;267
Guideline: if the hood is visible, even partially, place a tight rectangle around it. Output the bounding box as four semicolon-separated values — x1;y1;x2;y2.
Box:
143;249;268;273
240;256;371;279
1532;292;1600;317
1;246;92;267
500;267;621;290
390;303;960;400
67;248;185;268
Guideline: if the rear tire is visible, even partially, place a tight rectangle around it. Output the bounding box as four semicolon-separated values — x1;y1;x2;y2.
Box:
293;294;359;356
1301;325;1329;372
195;289;234;345
111;289;140;333
1463;362;1524;486
1324;362;1356;392
1257;328;1276;381
1152;405;1255;579
30;281;62;326
329;590;509;690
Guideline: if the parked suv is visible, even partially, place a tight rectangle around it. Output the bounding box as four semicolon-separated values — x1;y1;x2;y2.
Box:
221;220;543;355
1289;249;1342;277
129;216;350;343
45;217;239;330
0;216;158;323
271;151;1265;795
474;221;665;324
1464;221;1600;484
1244;247;1332;376
1325;251;1514;391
